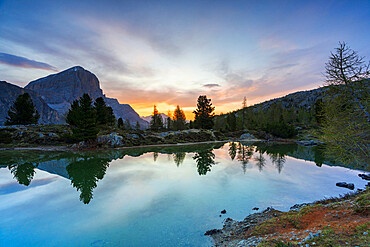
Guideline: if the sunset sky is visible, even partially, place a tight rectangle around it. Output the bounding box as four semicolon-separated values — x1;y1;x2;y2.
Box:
0;0;369;119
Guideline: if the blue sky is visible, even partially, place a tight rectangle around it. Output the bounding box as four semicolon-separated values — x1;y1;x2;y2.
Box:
0;0;369;117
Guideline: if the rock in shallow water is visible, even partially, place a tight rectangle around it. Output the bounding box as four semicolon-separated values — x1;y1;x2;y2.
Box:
204;229;221;236
358;174;370;180
336;182;354;190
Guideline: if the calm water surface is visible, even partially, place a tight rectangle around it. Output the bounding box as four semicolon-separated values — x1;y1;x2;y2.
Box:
0;142;367;246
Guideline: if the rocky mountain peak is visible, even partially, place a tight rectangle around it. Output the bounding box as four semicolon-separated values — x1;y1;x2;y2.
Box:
25;66;103;113
16;66;148;128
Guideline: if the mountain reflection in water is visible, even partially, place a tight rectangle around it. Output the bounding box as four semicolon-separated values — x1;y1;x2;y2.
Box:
0;142;344;205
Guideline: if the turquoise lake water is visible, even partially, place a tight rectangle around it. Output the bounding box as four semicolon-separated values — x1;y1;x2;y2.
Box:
0;142;367;246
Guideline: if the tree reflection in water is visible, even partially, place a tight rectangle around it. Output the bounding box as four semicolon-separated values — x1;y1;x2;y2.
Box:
2;142;333;204
254;149;266;172
153;152;158;162
173;152;186;167
66;157;110;204
193;150;215;175
228;142;237;160
270;153;286;173
8;162;36;186
236;143;254;173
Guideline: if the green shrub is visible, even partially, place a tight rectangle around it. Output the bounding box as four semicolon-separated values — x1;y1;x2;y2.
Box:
0;130;12;144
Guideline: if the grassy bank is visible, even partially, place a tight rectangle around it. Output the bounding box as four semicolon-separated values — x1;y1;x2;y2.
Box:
207;187;369;246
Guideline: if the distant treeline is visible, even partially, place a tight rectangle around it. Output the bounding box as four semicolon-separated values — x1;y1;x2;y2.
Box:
214;100;323;138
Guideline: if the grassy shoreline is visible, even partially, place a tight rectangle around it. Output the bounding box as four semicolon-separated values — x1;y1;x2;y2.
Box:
206;187;370;246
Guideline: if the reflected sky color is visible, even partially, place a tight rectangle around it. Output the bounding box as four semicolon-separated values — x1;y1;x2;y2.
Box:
0;0;369;117
0;143;367;246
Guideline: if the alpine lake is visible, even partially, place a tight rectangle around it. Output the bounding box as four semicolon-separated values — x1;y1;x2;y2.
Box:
0;142;367;246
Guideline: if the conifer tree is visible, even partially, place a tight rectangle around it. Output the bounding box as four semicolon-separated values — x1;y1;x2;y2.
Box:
135;121;141;130
117;117;124;129
125;119;132;129
314;98;325;125
189;120;194;129
5;93;40;125
66;93;98;141
173;105;186;130
242;96;247;129
322;42;369;165
166;117;172;130
94;97;115;126
226;112;237;131
193;95;215;129
150;105;163;131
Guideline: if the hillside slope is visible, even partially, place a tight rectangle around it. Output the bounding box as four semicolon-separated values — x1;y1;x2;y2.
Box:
0;81;62;125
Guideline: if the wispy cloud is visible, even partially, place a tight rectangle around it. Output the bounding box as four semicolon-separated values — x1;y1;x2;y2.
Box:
203;83;220;88
0;53;57;71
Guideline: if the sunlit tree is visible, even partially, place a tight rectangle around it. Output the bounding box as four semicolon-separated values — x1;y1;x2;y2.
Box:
173;105;186;130
150;105;163;131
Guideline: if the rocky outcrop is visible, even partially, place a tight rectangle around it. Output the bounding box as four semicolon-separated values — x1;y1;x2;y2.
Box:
252;87;327;112
25;66;104;114
0;81;62;125
105;98;149;128
97;132;124;147
239;133;256;140
24;66;147;128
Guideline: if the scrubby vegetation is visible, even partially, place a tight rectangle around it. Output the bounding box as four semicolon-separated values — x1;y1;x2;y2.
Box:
209;188;370;247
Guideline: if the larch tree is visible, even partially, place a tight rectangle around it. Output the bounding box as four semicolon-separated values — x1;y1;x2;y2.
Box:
242;96;247;129
173;105;186;130
323;42;369;166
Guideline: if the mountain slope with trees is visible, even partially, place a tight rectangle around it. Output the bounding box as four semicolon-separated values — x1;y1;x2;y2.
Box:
0;81;62;125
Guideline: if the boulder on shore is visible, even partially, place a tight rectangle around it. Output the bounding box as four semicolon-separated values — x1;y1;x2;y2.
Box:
239;133;256;140
97;132;124;147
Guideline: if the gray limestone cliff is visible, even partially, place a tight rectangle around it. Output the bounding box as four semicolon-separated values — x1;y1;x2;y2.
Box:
24;66;148;127
0;81;62;125
25;66;104;114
